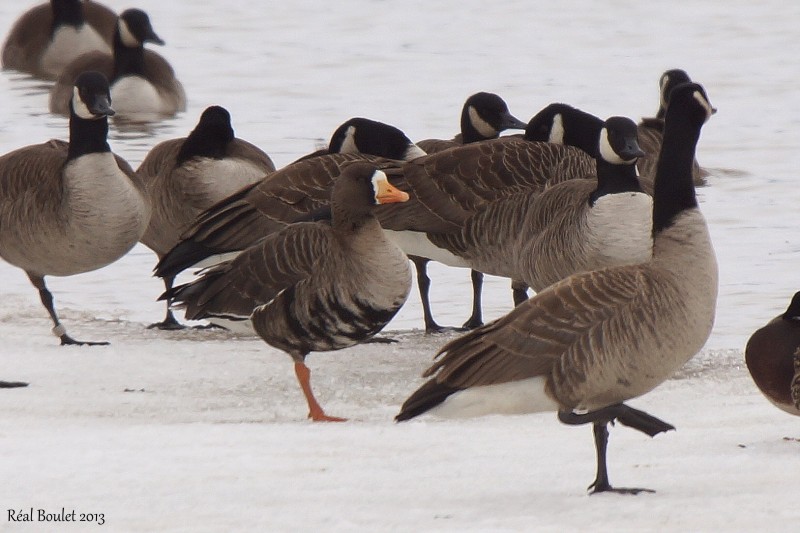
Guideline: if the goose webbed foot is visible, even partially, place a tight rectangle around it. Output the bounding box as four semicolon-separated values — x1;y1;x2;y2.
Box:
60;333;110;346
425;323;466;335
461;316;484;330
363;336;398;344
146;316;187;330
0;381;29;388
589;482;655;496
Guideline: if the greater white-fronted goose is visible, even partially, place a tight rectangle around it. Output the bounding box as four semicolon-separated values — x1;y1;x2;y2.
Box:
2;0;116;80
397;82;718;495
138;105;276;329
165;162;412;421
49;9;186;120
0;71;150;345
413;92;527;332
295;117;426;163
637;69;708;192
745;292;800;416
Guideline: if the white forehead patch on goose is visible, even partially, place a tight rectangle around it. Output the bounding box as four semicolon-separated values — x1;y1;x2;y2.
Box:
468;106;498;138
339;125;358;153
692;90;714;122
371;169;389;202
548;113;565;144
72;86;95;119
118;19;140;47
598;127;630;164
403;143;427;161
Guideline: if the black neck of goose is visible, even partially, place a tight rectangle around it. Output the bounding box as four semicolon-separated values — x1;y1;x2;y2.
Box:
460;110;496;144
782;293;800;320
51;0;84;34
112;32;146;79
67;112;111;160
589;160;641;206
177;130;232;165
651;107;701;236
564;115;604;158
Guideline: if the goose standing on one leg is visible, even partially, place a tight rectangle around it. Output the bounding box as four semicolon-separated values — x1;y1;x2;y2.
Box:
745;292;800;416
165;163;412;421
416;92;528;332
0;71;150;345
49;8;186;120
138;105;276;330
397;82;718;494
2;0;117;80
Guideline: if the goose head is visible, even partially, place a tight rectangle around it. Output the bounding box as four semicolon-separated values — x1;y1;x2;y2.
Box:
116;9;165;48
656;69;692;119
524;103;604;155
460;92;527;142
177;106;236;163
50;0;84;28
328;118;426;161
598;116;645;165
331;163;409;220
70;70;115;119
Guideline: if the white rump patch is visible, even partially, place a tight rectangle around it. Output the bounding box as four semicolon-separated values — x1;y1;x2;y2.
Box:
71;86;95;119
118;19;140;47
428;377;559;418
382;229;470;268
403;143;427;161
549;113;565;144
468;106;498;138
339;126;358;153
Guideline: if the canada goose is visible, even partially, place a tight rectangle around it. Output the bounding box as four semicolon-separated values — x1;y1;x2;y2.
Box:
637;69;708;192
0;71;150;345
424;116;651;295
745;292;800;416
415;92;527;332
295;117;427;163
49;8;186;120
165;162;412;421
138;105;276;329
2;0;116;80
396;82;718;494
417;92;528;153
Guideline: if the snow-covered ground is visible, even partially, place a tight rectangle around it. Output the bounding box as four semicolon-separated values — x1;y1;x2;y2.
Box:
1;1;799;531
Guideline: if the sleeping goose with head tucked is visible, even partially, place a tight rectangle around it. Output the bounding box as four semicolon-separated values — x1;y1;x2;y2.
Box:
397;82;718;495
165;162;412;421
2;0;117;80
138;105;276;329
0;71;150;345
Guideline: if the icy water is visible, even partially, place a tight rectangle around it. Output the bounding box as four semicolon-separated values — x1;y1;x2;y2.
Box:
1;0;799;354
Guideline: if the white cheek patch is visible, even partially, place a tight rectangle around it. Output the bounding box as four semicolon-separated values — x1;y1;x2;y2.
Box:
548;113;565;144
72;86;95;119
692;90;714;122
468;106;498;138
659;73;670;108
339;126;358;153
371;170;388;203
403;143;427;161
118;19;140;47
598;128;628;164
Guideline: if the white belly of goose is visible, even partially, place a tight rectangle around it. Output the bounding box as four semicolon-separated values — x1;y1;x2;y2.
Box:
111;76;166;117
50;153;148;275
586;191;653;266
40;26;111;78
382;229;470;268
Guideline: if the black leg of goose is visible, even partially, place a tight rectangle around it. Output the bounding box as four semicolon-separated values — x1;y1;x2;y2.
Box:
411;256;457;334
559;404;674;495
26;272;109;346
511;280;529;307
0;381;29;388
461;270;484;330
147;275;188;330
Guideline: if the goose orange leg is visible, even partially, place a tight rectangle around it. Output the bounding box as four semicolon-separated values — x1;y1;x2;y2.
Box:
294;362;347;422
